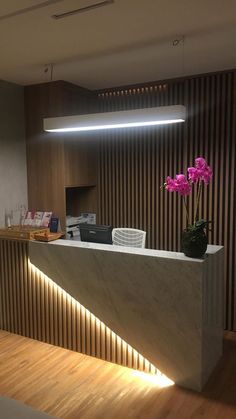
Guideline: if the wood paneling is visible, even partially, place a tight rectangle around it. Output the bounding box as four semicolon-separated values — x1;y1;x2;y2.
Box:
24;82;66;228
64;136;98;188
25;81;98;231
0;239;156;375
0;330;236;419
97;71;236;331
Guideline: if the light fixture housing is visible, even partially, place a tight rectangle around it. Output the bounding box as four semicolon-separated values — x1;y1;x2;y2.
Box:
43;105;186;133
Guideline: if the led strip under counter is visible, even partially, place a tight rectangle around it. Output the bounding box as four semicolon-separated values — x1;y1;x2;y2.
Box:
0;238;224;391
0;239;173;388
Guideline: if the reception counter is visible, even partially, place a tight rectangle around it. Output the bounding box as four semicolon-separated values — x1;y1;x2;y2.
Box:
0;238;224;391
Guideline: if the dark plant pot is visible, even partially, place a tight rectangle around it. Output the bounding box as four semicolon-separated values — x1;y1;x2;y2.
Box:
181;229;208;258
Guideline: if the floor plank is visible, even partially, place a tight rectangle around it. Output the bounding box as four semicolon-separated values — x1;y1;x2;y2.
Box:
0;330;235;418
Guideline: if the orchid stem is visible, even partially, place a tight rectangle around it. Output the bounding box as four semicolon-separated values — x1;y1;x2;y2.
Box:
194;181;202;223
183;197;190;226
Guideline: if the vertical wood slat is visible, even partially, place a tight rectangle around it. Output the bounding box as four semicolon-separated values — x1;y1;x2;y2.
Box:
0;239;156;374
97;71;236;331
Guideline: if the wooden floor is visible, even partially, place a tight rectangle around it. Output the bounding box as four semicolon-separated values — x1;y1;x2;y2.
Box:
0;331;236;419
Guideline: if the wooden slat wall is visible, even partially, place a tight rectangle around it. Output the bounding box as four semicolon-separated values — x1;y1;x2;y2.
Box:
97;71;236;331
0;239;157;375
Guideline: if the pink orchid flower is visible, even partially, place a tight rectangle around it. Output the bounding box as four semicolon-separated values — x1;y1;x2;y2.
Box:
187;157;213;184
165;176;178;192
175;174;192;196
187;167;199;183
195;157;207;170
163;156;213;226
202;165;213;184
165;174;192;196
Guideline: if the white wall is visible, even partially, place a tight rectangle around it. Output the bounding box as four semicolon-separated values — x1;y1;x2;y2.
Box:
0;80;27;227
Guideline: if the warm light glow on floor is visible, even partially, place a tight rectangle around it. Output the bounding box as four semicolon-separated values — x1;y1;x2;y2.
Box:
132;370;175;388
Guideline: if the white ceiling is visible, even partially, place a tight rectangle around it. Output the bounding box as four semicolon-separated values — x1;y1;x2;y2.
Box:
0;0;235;90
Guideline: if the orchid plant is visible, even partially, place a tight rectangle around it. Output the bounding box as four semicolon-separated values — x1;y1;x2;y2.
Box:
163;157;213;228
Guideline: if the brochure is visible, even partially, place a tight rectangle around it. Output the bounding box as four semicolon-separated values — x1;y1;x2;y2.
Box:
24;210;35;226
41;211;52;227
33;211;44;227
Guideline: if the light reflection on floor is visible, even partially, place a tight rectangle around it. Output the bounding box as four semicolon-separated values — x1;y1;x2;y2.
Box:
131;370;175;388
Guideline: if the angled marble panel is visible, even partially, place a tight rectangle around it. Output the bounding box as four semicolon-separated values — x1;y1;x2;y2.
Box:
29;240;223;391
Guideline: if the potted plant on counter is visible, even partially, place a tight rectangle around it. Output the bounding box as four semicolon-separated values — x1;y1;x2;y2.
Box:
162;157;213;258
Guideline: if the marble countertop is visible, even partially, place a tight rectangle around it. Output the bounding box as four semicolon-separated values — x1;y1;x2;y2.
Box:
47;239;223;262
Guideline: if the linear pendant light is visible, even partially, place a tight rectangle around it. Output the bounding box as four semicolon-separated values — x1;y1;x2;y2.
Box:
43;105;186;133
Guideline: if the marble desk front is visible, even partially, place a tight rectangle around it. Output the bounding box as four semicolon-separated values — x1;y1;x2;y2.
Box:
29;240;224;391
